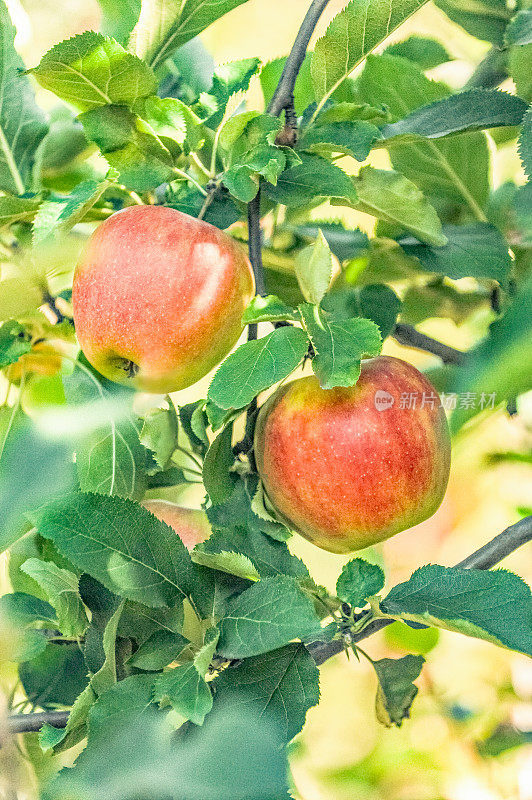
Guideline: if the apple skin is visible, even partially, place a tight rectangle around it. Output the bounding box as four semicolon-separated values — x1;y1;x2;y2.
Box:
142;500;211;550
254;355;451;554
72;206;255;393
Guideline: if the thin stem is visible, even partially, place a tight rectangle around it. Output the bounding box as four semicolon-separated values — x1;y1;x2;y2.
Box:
210;125;224;178
172;168;208;197
393;323;465;365
118;186;144;206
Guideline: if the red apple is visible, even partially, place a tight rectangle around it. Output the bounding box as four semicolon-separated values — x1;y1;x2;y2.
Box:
254;356;451;554
142;500;211;550
72;206;255;393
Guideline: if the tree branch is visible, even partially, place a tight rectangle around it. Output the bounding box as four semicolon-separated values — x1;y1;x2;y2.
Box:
308;515;532;665
7;518;532;734
241;0;332;444
267;0;331;116
247;193;265;296
6;710;69;735
393;323;465;365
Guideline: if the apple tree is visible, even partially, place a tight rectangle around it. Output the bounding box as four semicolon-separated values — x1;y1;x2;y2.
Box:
0;0;531;797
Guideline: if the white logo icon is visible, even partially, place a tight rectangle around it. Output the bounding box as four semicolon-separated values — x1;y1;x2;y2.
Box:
374;390;394;411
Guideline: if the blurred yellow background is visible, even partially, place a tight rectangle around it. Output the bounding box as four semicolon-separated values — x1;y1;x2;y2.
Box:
1;2;531;799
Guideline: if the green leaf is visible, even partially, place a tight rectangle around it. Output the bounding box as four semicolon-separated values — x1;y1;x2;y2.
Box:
359;54;490;212
508;43;532;103
191;549;259;582
128;630;190;670
140;406;179;473
381;565;532;656
179;399;209;456
214;643;320;741
518;106;532;179
322;284;402;338
353;166;446;247
221;113;288;201
0;592;55;662
32;492;200;609
299;120;382;161
203;526;305;582
316;101;390;126
129;0;251;70
372;655;424;727
505;9;532;47
382;90;527;140
400;223;512;286
135;95;204;152
242;295;299;325
311;0;429;108
19;642;89;708
0;591;56;627
30;31;156;111
165;185;241;229
450;273;532;431
0;2;48;194
40;682;95;753
41;599;126;751
154;662;212;724
43;705;289;800
207;326;308;411
209;474;293;545
0;195;40;227
198;58;260;126
218;575;321;659
384;35;450;69
260;54;314;116
158;38;214;102
292;221;369;263
0;409;76;553
33;179;110;244
80;104;173;191
88;673;156;746
21;558;88;638
436;0;510;47
97;0;142;44
194;627;219;676
299;304;381;389
89;599;125;696
202;423;236;505
400;278;486;326
264;153;357;207
0;320;31;367
336;558;385;607
62;362;146;500
295;230;333;305
221;165;258;202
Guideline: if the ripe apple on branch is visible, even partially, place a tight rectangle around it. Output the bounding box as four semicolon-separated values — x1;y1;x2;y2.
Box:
73;206;450;554
1;0;530;788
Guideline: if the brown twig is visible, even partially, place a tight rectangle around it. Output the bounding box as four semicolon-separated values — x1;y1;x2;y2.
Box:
393;323;465;365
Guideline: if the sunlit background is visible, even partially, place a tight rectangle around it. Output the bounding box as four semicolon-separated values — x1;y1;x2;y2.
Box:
1;1;531;798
